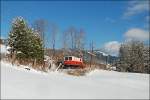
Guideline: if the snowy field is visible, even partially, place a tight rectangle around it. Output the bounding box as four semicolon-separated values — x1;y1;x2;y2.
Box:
1;61;149;99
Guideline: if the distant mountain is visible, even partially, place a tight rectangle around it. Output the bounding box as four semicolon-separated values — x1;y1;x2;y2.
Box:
83;49;118;65
94;50;108;56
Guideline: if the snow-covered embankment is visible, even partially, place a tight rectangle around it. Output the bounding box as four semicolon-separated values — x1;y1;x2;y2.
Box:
1;61;149;99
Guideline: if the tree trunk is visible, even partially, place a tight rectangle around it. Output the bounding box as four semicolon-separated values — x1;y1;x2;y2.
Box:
12;53;16;65
33;59;37;69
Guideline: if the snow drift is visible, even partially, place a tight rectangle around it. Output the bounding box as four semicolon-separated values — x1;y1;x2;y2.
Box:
1;61;149;99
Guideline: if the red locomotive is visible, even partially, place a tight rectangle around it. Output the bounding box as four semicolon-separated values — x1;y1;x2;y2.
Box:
63;56;85;69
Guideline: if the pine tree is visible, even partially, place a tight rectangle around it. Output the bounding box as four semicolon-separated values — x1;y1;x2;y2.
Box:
8;17;29;62
29;30;44;62
8;17;44;67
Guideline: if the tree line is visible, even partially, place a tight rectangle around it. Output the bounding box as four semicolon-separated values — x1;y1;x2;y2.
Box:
6;17;149;73
7;17;86;71
117;40;149;74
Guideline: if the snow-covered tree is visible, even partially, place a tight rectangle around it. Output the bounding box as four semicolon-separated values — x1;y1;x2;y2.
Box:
8;17;28;62
143;46;150;73
118;40;149;73
8;17;44;66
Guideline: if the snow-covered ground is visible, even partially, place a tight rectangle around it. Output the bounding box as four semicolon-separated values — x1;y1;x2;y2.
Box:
0;44;10;55
1;61;149;99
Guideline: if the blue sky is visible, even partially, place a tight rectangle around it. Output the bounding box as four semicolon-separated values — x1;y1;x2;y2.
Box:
1;0;149;55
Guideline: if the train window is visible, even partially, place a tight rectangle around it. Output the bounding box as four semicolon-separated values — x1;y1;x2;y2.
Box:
69;57;72;60
65;57;68;60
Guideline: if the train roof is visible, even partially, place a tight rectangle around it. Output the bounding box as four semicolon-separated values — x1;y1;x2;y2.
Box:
64;56;80;58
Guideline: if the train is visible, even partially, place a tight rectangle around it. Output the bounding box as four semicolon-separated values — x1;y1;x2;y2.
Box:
63;56;85;69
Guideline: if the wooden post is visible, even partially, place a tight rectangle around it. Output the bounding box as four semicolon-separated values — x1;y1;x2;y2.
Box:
90;41;94;68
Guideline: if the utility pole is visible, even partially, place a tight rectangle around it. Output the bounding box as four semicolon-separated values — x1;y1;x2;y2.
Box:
90;41;94;68
106;56;107;65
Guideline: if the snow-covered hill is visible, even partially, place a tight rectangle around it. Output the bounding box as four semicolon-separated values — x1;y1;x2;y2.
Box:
1;61;149;99
94;50;108;56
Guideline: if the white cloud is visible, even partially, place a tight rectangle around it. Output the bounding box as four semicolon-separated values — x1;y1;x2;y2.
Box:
124;28;149;41
104;41;121;56
123;0;149;18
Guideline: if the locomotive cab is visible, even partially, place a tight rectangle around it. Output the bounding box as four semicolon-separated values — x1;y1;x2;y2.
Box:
63;56;85;69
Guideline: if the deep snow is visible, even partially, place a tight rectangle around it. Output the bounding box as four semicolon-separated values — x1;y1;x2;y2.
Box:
1;61;149;99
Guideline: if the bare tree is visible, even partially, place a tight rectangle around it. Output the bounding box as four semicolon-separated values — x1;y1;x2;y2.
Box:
62;30;69;56
67;27;77;49
62;27;86;58
75;28;86;58
89;41;94;68
78;28;85;50
49;23;58;57
33;19;48;48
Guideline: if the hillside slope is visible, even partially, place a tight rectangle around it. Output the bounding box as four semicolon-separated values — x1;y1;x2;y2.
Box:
1;61;149;99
